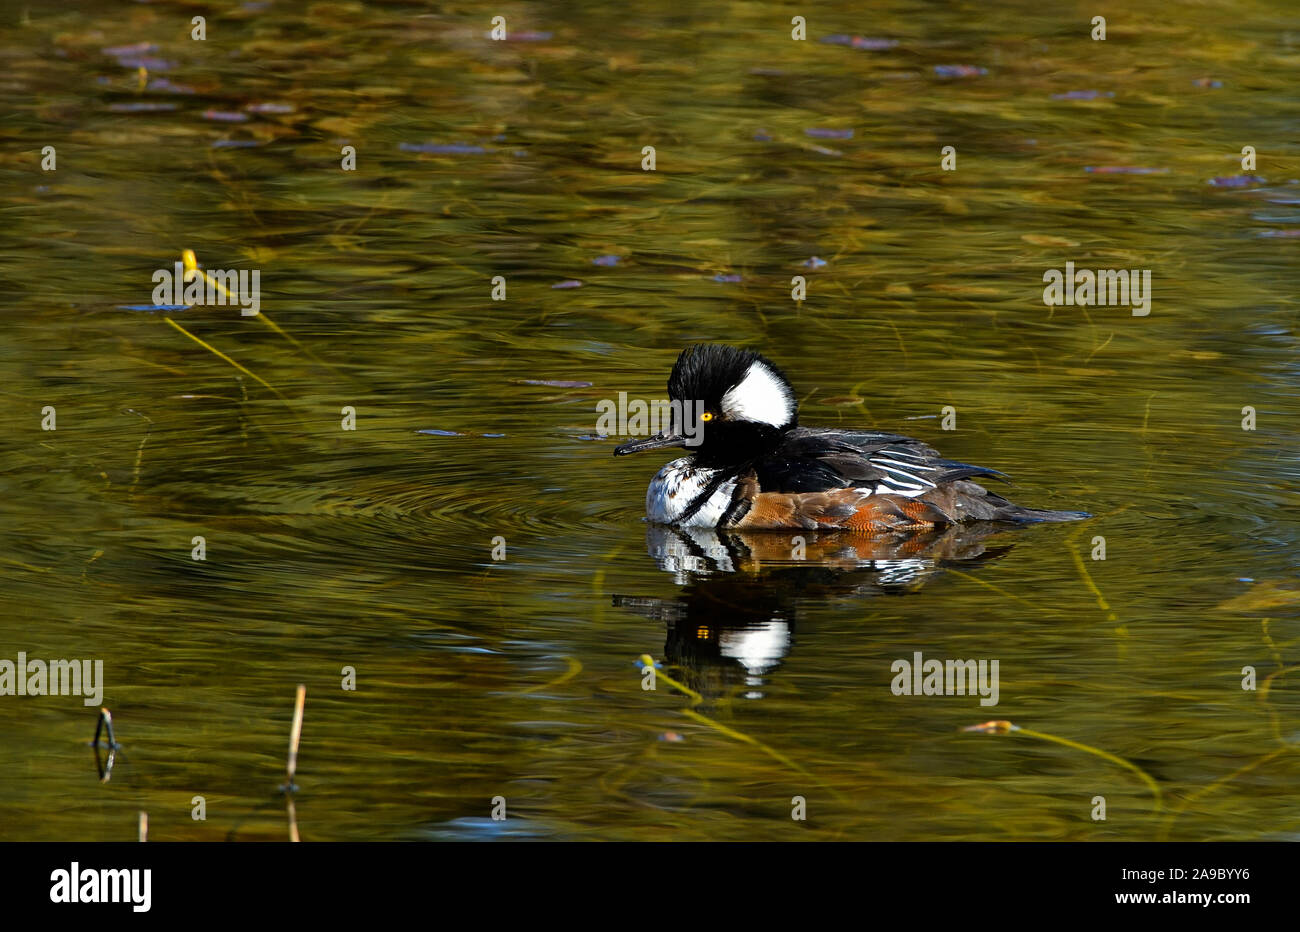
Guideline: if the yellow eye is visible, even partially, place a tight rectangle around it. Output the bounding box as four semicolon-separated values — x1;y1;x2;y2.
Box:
700;412;714;422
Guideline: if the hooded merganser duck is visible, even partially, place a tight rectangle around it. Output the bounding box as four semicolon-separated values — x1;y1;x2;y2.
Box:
613;344;1088;530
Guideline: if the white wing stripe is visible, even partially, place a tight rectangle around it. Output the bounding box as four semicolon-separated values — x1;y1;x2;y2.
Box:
873;464;938;488
872;457;939;473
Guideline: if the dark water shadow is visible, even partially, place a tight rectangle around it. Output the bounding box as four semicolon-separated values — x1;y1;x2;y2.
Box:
615;523;1017;698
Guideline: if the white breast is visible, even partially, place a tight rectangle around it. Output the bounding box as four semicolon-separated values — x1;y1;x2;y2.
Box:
646;458;737;527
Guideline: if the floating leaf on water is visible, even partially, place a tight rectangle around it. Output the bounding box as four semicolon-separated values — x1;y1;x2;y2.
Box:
113;56;173;70
107;102;179;112
1217;580;1300;612
820;35;898;50
805;128;853;139
551;279;583;289
399;142;490;155
102;42;157;56
1051;90;1114;100
591;255;621;266
1208;175;1265;187
487;30;553;41
934;64;987;77
1085;166;1165;174
1021;234;1080;247
146;77;195;94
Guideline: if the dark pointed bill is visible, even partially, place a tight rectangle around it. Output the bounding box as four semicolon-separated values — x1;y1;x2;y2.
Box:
613;430;688;456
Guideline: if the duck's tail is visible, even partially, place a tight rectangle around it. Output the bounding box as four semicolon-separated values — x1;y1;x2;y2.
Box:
1002;506;1090;523
987;497;1090;524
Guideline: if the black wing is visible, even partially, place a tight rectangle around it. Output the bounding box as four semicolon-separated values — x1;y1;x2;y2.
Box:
753;427;1007;494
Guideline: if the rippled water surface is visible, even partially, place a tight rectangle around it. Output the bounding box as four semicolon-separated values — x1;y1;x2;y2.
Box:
2;1;1299;841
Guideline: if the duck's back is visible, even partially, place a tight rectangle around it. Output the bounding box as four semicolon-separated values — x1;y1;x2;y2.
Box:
730;427;1085;531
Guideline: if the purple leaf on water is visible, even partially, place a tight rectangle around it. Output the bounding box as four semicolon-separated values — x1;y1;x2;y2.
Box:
107;102;180;112
1208;175;1265;187
820;35;898;50
102;42;157;56
113;56;173;70
400;142;490;155
146;78;195;94
491;30;553;41
1085;166;1165;174
1052;90;1114;100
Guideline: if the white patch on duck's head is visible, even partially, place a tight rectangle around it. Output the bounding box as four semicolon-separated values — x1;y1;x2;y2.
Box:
720;359;797;428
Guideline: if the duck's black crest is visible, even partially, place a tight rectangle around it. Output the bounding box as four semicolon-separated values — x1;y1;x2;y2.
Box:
667;344;796;421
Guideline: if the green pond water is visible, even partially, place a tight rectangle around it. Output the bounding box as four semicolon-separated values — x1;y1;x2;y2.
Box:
1;0;1298;841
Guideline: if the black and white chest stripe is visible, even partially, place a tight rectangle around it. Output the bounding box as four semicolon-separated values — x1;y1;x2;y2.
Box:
648;444;948;527
646;459;740;527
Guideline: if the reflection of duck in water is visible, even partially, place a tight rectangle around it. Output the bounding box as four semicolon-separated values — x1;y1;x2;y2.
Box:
614;524;1013;699
614;344;1087;530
